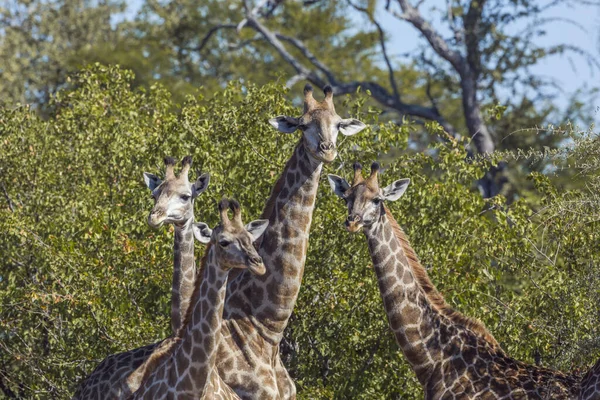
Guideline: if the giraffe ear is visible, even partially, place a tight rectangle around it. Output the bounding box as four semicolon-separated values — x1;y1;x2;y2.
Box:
382;178;410;202
339;118;366;136
245;219;269;242
192;173;210;198
193;222;213;244
327;174;350;198
269;116;300;133
143;172;162;191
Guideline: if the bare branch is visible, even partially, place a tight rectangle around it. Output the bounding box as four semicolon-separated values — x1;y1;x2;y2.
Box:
464;0;486;77
286;74;308;88
244;15;325;86
389;0;465;74
1;183;14;212
347;0;400;100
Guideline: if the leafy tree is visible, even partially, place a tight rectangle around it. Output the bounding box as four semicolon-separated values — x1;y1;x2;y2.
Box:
0;65;598;399
0;0;129;109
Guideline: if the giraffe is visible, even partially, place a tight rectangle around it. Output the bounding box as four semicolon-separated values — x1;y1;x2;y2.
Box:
211;84;366;399
72;156;209;399
581;359;600;399
143;155;210;334
327;162;581;399
130;199;269;399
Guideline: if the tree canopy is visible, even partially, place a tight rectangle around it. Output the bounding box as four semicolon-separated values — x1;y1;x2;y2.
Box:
2;0;597;202
0;65;598;399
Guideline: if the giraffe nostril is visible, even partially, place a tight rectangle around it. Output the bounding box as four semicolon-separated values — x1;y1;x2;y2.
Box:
250;256;262;264
347;215;361;223
319;142;335;152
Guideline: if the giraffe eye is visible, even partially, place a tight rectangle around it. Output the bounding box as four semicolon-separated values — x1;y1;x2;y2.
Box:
180;194;191;201
219;240;231;247
373;198;382;205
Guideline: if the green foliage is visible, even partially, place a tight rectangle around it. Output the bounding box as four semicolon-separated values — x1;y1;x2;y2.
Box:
0;65;598;399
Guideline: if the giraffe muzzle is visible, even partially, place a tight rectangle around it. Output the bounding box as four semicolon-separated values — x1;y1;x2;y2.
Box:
314;141;337;162
247;256;266;276
345;215;362;233
319;142;336;152
148;210;166;228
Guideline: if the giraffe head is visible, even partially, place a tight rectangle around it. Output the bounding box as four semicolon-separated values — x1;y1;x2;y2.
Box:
193;199;268;275
143;156;210;228
269;84;366;163
327;162;410;232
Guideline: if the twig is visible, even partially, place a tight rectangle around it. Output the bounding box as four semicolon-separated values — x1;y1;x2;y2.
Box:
1;183;14;212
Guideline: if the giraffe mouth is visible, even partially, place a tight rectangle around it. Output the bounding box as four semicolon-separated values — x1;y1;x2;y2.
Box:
148;214;165;229
346;220;363;233
306;144;337;163
248;261;266;276
313;149;337;163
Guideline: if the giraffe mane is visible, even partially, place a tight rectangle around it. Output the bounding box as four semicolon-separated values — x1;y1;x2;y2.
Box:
128;244;211;389
384;206;500;349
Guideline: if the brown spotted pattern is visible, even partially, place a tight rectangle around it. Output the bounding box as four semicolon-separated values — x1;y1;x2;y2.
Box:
329;163;581;399
72;86;364;400
71;342;160;400
131;199;267;399
208;85;365;399
145;156;210;334
72;156;209;399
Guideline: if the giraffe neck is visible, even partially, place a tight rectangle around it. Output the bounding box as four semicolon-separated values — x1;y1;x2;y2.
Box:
225;141;322;340
171;216;196;334
174;245;227;392
363;206;446;383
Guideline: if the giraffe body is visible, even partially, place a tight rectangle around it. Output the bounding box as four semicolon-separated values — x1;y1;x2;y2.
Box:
328;163;581;399
131;199;268;399
71;342;160;400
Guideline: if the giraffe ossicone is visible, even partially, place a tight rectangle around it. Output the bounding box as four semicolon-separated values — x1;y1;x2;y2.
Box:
328;162;581;399
131;199;268;399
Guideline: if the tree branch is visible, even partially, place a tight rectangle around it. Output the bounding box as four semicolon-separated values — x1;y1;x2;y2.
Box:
347;0;400;100
389;0;465;74
464;0;486;78
244;15;325;86
274;33;337;84
194;23;237;53
1;183;14;212
0;366;17;399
